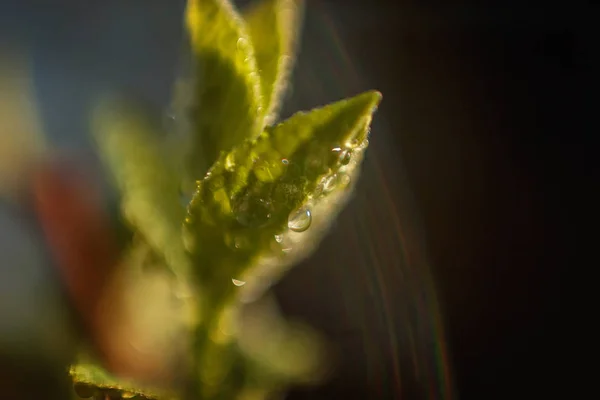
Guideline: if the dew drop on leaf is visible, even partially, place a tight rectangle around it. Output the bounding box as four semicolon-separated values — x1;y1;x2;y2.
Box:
234;236;248;249
232;279;246;286
281;158;289;165
339;150;352;165
288;206;312;232
237;37;249;52
274;234;284;243
341;174;351;187
321;174;338;193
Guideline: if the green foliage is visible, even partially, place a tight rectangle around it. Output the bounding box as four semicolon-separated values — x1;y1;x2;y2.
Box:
186;90;381;293
184;0;264;182
72;0;381;399
244;0;303;125
70;362;176;400
92;99;191;280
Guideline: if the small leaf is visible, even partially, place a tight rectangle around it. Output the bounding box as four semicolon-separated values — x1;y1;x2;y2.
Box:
244;0;304;125
185;0;264;181
186;90;381;295
69;241;196;400
237;295;326;383
70;362;177;400
92;97;190;279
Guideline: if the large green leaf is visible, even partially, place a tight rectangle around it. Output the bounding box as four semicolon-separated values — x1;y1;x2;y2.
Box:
182;89;380;398
244;0;304;125
92;98;190;280
185;0;264;181
186;89;381;300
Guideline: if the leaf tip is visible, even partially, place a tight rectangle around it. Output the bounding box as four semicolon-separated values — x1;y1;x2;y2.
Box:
365;89;383;110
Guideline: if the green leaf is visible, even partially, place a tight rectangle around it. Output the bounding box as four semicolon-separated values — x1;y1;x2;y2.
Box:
92;97;190;279
185;90;381;298
185;0;264;181
69;241;196;400
236;295;326;384
244;0;304;125
70;362;177;400
181;90;379;399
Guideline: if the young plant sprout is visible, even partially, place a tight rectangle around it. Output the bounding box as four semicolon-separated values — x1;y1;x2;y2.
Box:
69;0;382;398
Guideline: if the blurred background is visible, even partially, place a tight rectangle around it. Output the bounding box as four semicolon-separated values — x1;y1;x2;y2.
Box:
1;0;590;399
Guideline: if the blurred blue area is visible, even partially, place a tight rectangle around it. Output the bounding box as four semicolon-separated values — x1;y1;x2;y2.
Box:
2;0;186;148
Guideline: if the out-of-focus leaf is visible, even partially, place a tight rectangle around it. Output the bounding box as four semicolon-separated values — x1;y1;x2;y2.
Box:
70;362;178;400
184;0;264;181
69;241;195;399
185;90;381;293
92;98;190;279
244;0;304;125
237;295;326;384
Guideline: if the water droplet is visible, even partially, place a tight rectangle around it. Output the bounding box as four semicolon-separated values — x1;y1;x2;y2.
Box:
275;234;284;243
341;174;351;187
359;138;370;151
234;237;246;249
322;174;338;193
339;150;352;165
225;234;249;250
288;206;312;232
225;153;236;171
281;158;289;165
232;279;246;286
237;37;249;51
331;146;351;165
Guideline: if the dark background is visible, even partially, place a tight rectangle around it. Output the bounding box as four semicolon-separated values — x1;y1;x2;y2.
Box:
1;0;591;398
